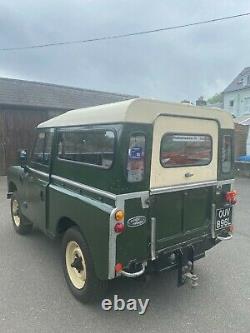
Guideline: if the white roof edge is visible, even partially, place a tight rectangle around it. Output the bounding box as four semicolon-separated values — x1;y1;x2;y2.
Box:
38;97;234;129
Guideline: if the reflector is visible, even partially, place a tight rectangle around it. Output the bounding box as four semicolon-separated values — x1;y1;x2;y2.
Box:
114;222;125;233
115;210;124;221
115;263;123;272
225;191;237;205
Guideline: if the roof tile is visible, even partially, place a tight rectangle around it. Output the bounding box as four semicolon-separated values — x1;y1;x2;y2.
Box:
224;67;250;93
0;77;136;109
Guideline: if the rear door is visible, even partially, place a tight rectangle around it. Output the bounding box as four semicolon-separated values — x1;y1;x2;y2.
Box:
150;116;218;250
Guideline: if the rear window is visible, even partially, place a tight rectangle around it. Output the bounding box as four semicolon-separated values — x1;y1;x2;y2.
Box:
222;135;232;173
57;129;115;169
160;133;212;167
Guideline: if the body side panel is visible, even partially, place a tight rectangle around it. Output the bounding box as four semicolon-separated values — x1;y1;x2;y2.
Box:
47;183;113;280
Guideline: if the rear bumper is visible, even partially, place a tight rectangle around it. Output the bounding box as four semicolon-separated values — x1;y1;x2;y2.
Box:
117;235;214;278
150;235;211;273
116;232;232;278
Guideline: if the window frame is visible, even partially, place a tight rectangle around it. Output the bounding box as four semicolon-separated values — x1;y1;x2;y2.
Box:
159;132;213;169
125;132;146;183
30;129;54;169
56;127;117;170
221;134;232;174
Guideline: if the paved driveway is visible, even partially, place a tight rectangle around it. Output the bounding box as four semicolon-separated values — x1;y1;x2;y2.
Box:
0;177;250;333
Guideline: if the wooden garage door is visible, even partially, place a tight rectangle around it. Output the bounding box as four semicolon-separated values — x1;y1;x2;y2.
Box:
0;109;48;175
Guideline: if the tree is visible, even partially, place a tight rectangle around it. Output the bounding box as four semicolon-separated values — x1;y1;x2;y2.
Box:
207;92;223;104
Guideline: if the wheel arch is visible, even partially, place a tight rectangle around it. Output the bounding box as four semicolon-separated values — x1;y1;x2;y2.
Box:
56;216;78;236
56;215;109;280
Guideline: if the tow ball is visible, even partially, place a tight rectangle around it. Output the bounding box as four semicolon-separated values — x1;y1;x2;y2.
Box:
176;248;199;288
181;261;199;288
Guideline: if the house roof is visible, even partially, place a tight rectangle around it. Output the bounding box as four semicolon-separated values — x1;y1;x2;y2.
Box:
224;67;250;93
234;114;250;125
38;98;234;129
0;77;135;110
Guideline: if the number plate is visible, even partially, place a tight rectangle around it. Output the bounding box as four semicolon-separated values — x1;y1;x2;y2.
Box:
215;207;232;230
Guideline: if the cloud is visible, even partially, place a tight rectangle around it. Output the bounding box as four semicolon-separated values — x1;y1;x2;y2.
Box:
0;0;250;102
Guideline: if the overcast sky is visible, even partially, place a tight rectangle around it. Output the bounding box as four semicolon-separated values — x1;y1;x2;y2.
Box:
0;0;250;102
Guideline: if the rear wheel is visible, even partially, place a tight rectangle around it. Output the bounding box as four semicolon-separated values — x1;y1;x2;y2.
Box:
62;227;108;303
10;193;33;235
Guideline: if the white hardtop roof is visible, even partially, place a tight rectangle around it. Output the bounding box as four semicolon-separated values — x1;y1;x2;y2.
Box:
38;98;234;129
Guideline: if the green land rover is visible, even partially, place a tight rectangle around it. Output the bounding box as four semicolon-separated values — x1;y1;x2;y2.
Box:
7;98;236;302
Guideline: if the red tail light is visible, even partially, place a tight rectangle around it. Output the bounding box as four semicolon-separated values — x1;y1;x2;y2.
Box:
225;190;237;205
115;263;123;272
114;222;125;233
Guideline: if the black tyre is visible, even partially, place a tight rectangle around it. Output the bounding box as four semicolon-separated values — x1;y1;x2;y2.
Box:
62;227;108;303
10;193;33;235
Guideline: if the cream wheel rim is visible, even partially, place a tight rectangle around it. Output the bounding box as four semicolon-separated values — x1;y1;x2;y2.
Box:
65;241;86;289
12;199;21;227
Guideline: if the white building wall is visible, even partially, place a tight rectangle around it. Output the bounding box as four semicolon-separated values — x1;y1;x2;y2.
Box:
247;128;250;155
224;88;250;116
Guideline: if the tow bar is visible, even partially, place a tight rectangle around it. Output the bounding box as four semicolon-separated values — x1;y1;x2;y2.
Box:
176;247;199;288
181;261;199;288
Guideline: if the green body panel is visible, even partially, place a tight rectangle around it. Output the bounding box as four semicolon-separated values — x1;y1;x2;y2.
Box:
22;171;49;232
7;168;113;280
47;184;112;279
183;188;211;232
116;198;149;264
150;188;211;251
8;166;26;200
153;192;183;241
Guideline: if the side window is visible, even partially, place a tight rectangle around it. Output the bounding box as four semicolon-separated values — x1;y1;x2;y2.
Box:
222;135;232;173
57;129;115;169
31;132;45;164
160;134;212;167
31;130;53;166
126;134;145;183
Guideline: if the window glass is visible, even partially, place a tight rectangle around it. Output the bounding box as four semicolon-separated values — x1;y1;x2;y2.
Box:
244;97;250;113
31;130;53;166
43;131;53;165
160;134;212;167
32;132;45;164
222;135;232;173
247;75;250;85
58;129;115;169
127;134;145;182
